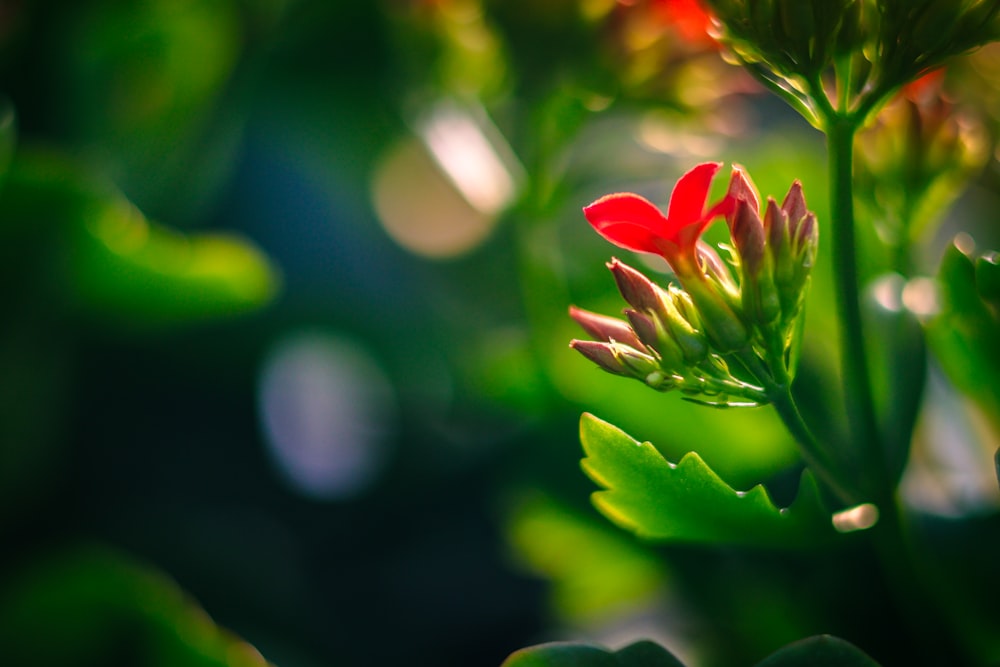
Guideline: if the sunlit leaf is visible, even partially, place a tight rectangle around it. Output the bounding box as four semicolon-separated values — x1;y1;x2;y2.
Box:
0;151;279;328
579;413;837;546
755;635;881;666
502;639;686;667
0;545;271;667
72;199;279;326
505;494;666;623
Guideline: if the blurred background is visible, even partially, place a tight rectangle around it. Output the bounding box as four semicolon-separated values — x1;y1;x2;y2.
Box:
1;1;999;666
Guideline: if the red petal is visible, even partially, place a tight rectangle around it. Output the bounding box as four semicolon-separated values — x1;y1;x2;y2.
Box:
665;162;722;232
583;192;669;254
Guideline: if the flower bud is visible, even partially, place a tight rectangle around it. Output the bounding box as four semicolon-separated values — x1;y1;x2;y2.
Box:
767;183;819;326
626;308;686;370
726;164;761;213
683;274;749;352
781;180;808;228
663;286;710;363
729;198;766;277
569;305;644;350
607;258;665;314
695;241;739;294
615;342;662;377
569;340;629;376
765;197;793;284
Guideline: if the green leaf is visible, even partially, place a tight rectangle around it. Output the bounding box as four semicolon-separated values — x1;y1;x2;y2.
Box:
0;545;271;667
0;150;279;328
71;198;279;327
863;275;927;484
927;239;1000;435
579;413;837;546
755;635;882;666
502;640;686;667
0;97;14;185
505;494;666;623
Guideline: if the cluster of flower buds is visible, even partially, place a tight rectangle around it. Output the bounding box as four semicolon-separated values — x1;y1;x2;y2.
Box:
570;162;818;404
854;70;989;252
726;166;819;341
570;259;768;406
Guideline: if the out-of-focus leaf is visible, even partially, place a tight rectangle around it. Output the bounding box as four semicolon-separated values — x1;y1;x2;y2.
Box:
755;635;881;666
0;98;14;184
0;151;279;328
863;275;927;484
505;494;665;623
976;251;1000;303
927;239;1000;434
579;413;837;546
502;639;686;667
0;545;271;667
61;0;243;219
72;199;278;326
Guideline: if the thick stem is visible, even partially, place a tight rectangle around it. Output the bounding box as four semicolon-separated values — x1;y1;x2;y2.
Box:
826;116;888;502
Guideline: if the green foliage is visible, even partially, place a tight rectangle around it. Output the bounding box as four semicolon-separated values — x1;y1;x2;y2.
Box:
755;635;882;667
502;635;882;667
862;276;927;484
0;151;279;328
0;546;271;667
928;238;1000;435
578;413;837;546
501;639;685;667
505;494;666;623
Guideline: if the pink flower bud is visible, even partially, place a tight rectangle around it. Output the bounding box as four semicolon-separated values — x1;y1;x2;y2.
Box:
569;305;644;350
607;258;666;314
569;340;629;376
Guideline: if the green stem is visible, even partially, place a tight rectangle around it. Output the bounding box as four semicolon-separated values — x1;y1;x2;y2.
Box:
826;115;889;502
736;349;855;505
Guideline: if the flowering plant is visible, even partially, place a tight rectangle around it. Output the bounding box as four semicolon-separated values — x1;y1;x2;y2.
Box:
505;1;1000;666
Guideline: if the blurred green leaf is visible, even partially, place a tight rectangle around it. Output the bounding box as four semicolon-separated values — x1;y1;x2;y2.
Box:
927;238;1000;435
579;413;837;546
0;98;15;185
755;635;881;666
502;639;686;667
862;275;927;484
0;151;279;328
72;203;279;326
505;494;666;623
0;545;271;667
976;251;1000;304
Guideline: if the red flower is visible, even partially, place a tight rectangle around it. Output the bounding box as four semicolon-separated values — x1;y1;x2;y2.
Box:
582;162;733;260
651;0;716;47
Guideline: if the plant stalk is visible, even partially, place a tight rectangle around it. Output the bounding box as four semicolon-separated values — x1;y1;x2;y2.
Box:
826;115;889;502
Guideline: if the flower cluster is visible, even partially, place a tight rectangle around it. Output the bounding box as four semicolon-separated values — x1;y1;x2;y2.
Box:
855;70;989;254
570;162;818;404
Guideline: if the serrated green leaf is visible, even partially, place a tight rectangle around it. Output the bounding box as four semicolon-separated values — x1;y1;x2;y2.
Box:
755;635;882;666
501;640;686;667
579;413;837;546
